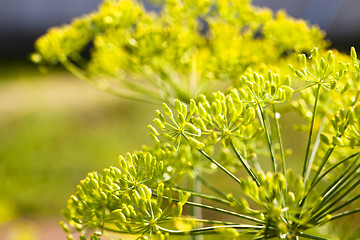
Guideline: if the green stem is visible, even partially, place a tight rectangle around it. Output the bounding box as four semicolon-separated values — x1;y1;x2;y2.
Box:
297;232;329;240
303;84;321;179
293;83;317;92
300;148;357;221
121;77;165;102
229;140;260;186
253;234;277;240
307;166;360;223
258;104;277;172
162;217;259;227
156;193;265;224
156;224;267;235
324;192;360;217
314;181;360;223
196;148;242;186
312;171;360;222
304;119;324;181
103;226;127;233
184;200;265;224
184;218;240;225
311;91;360;185
188;176;203;240
301;153;359;214
272;104;286;176
172;186;230;205
310;147;334;188
60;57;160;104
310;152;360;190
320;157;360;202
329;207;360;221
197;175;229;199
104;224;147;234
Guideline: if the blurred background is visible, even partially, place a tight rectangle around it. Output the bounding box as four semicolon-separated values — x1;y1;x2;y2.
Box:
1;0;360;239
2;0;360;59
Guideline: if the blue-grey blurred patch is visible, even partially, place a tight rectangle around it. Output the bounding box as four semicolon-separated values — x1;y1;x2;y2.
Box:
0;0;99;57
1;0;359;57
252;0;360;48
0;0;159;57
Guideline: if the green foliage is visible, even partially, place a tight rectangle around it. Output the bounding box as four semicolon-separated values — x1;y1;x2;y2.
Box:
32;0;326;104
32;0;360;239
57;48;360;240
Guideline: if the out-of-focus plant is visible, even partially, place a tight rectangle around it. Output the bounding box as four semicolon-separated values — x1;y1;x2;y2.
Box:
57;48;360;240
32;0;327;104
32;0;360;239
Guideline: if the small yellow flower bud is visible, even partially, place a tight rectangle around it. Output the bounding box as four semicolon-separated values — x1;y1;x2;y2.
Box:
351;47;357;61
